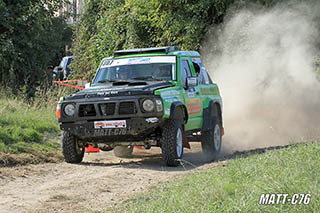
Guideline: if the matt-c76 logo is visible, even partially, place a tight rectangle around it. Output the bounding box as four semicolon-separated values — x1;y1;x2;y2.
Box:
259;193;311;205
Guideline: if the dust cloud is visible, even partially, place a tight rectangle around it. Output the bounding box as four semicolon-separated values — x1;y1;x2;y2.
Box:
201;0;320;153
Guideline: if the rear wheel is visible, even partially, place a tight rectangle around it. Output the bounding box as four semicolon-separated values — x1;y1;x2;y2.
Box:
113;146;134;158
161;119;184;167
62;131;84;163
201;117;222;161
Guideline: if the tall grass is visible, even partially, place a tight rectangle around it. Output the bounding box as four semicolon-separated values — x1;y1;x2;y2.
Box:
0;97;58;153
115;142;320;212
0;85;78;165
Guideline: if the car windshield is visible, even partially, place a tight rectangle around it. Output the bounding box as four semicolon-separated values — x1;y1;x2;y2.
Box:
93;56;176;84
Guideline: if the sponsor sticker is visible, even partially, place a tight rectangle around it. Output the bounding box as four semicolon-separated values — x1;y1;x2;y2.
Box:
94;120;126;129
188;92;195;97
186;98;201;114
101;56;176;68
128;57;151;64
145;117;159;123
161;90;179;97
97;91;119;96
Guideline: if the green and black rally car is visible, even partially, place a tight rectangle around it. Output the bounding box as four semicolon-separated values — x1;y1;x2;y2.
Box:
56;46;224;166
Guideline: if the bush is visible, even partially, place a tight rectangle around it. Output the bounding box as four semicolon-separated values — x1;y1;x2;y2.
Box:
0;0;72;98
71;0;235;80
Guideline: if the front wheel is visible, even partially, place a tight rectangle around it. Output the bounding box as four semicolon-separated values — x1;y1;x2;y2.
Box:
61;131;84;163
201;118;222;161
161;119;184;167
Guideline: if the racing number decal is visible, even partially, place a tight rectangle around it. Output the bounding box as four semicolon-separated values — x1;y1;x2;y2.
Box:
186;98;201;114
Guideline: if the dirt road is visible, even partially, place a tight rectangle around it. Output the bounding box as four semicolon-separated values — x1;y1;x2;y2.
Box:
0;143;227;213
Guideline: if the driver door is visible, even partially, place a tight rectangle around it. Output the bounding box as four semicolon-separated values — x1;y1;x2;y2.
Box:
180;58;202;131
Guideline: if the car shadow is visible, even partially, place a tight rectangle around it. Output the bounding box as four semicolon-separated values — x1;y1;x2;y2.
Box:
80;152;209;172
80;143;213;171
79;142;300;172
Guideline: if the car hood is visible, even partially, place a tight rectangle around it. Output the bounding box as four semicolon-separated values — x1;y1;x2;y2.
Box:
64;81;173;100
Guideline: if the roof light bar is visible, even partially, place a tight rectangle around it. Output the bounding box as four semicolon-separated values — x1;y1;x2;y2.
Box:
114;46;181;56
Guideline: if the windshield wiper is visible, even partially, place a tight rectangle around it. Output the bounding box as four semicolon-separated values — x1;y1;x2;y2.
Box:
131;76;164;81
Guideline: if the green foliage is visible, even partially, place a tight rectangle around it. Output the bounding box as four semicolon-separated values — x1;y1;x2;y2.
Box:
0;0;72;98
71;0;235;80
71;0;296;81
115;142;320;212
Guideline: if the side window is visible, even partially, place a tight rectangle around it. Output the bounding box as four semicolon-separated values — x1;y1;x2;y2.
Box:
202;68;210;84
204;69;213;84
192;58;205;84
192;62;201;76
181;60;191;88
192;57;213;85
199;68;213;85
67;58;72;66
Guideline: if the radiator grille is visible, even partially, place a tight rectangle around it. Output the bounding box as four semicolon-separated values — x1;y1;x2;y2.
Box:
99;103;116;116
79;104;96;117
119;102;136;115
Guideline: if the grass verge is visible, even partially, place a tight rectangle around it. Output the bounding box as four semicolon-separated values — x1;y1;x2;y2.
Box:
115;141;320;212
0;97;62;166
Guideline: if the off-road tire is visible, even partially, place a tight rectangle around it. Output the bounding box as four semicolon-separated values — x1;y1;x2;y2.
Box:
201;117;222;161
161;119;184;167
61;131;84;163
113;146;134;158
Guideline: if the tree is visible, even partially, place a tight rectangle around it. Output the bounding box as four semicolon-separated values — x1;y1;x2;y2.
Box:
0;0;72;98
71;0;235;80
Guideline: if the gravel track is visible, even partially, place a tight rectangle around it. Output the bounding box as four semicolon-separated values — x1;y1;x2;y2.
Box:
0;143;225;213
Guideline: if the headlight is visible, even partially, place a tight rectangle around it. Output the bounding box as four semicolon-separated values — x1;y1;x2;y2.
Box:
142;99;154;112
155;99;163;112
64;104;75;116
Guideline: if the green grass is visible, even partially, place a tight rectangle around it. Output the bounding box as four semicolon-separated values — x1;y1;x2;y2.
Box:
0;97;62;165
115;142;320;212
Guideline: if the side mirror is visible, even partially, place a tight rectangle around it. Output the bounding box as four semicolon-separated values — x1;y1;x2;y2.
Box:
85;82;91;89
187;77;197;88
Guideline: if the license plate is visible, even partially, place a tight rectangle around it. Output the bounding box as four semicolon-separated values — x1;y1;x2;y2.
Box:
94;120;126;129
93;128;127;136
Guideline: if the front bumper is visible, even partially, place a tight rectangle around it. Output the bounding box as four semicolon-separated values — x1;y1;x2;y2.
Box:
60;117;164;142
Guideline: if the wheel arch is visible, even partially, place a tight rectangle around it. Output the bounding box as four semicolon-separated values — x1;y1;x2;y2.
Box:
169;101;188;124
202;100;223;131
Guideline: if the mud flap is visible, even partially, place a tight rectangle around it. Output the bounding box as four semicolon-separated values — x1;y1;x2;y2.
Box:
182;125;191;149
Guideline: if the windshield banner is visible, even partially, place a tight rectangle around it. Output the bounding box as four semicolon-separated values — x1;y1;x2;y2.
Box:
101;56;176;68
